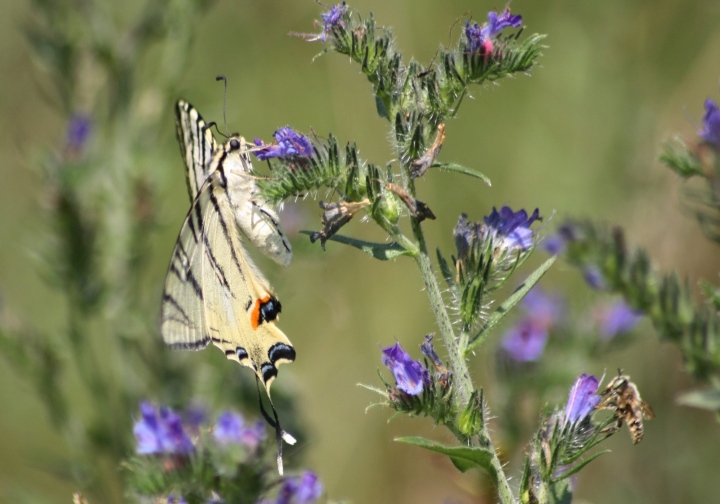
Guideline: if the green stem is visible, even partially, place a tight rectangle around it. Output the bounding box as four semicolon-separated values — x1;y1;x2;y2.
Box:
411;224;515;502
412;242;471;407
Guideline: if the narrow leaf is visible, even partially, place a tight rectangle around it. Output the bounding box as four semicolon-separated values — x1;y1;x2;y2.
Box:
676;389;720;411
552;450;610;482
299;231;410;260
395;436;494;475
432;163;492;186
436;248;455;288
465;255;557;354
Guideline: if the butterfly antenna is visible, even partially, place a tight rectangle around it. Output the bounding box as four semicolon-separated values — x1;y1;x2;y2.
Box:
255;378;296;475
216;75;230;137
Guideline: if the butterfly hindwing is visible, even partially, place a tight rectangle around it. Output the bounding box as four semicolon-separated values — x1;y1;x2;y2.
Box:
161;140;296;393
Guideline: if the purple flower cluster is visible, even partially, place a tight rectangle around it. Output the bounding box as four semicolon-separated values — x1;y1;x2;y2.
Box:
133;402;195;455
133;402;272;457
699;98;720;147
382;342;430;395
454;206;541;261
465;8;522;54
563;373;601;425
501;288;563;362
253;127;314;161
213;411;266;450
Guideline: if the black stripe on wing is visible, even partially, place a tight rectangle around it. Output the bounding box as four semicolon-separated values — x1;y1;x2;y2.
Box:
207;187;246;282
175;100;218;201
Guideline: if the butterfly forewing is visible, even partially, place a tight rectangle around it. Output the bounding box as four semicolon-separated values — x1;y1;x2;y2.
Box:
176;100;292;266
176;100;218;201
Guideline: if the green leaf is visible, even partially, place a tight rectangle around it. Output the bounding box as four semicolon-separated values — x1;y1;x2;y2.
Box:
431;163;492;186
299;231;410;260
552;450;610;483
676;388;720;411
465;255;557;354
395;436;494;474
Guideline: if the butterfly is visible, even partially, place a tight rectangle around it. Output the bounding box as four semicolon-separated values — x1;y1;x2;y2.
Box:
161;100;295;472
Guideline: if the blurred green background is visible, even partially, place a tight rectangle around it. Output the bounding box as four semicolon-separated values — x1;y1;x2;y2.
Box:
1;0;720;502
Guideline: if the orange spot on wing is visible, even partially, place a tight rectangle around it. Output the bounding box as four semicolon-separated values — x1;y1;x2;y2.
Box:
250;296;271;329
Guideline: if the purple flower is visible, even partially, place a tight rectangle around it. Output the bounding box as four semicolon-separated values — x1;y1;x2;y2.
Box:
563;374;601;425
213;411;266;450
594;300;643;340
253;127;314;161
321;3;346;29
484;206;541;250
306;2;347;42
501;319;548;362
465;8;522;53
167;494;188;504
420;334;444;369
275;471;323;504
66;114;91;152
699;98;720;147
133;402;194;455
583;265;606;290
464;22;491;54
382;342;430;395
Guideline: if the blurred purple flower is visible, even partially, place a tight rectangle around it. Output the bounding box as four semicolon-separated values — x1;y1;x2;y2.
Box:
66;114;91;152
167;494;188;504
543;223;583;255
133;402;194;455
501;319;548;362
594;300;643;340
465;8;522;53
699;98;720;147
213;411;266;450
254;127;314;160
382;342;430;395
275;471;323;504
522;287;564;330
183;403;207;434
563;373;601;425
583;265;606;290
542;234;566;255
484;206;541;250
453;213;474;260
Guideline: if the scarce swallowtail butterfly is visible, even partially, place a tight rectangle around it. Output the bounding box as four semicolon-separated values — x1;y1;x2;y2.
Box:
161;100;295;473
